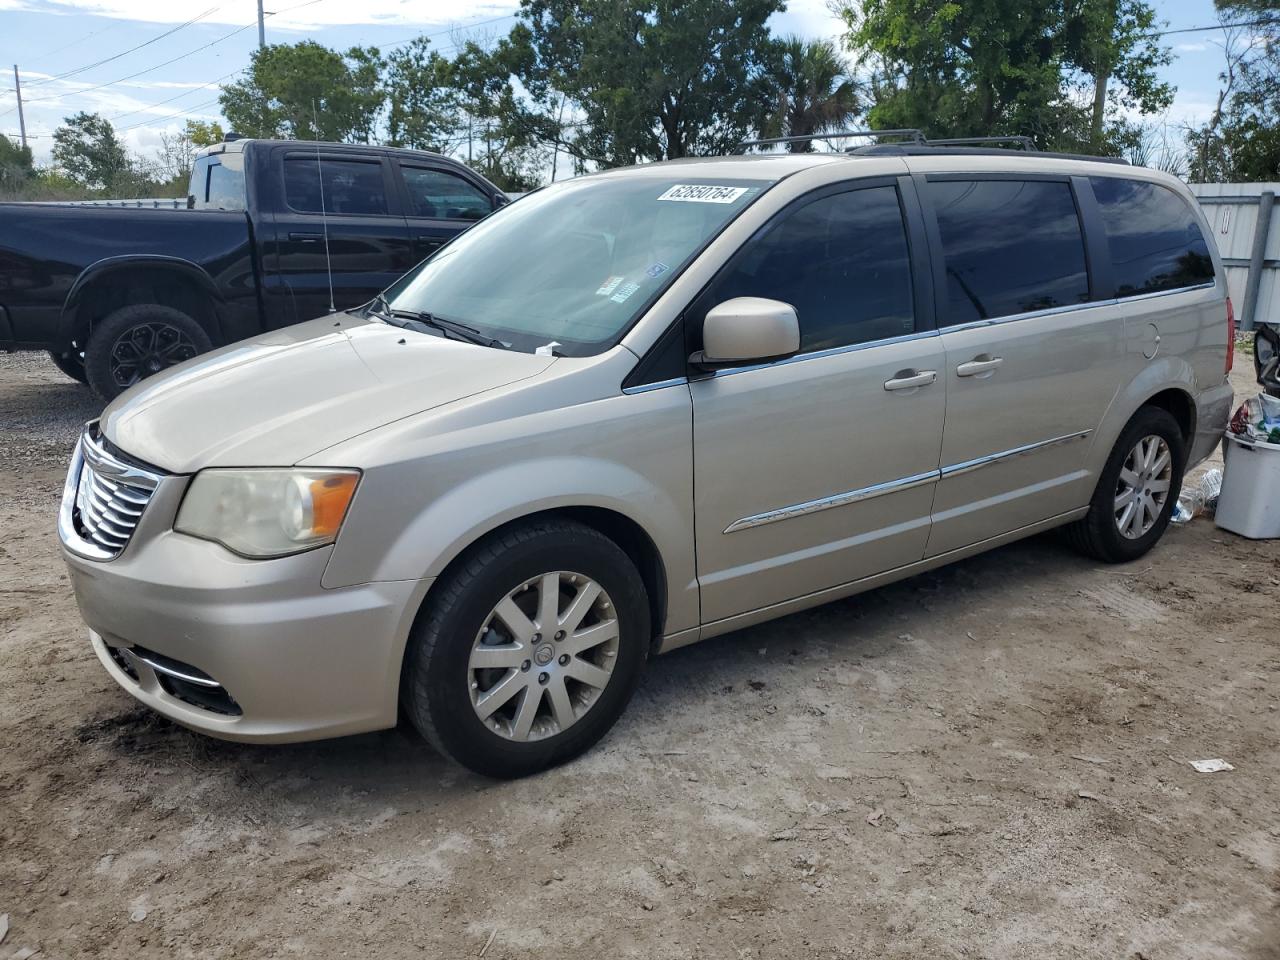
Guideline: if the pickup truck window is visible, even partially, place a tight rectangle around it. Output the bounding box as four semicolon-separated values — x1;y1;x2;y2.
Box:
189;154;246;211
382;175;773;356
401;166;492;221
284;158;389;216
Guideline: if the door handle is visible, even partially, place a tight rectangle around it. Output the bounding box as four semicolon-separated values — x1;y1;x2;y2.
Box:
420;239;444;249
883;369;937;392
956;356;1004;378
289;232;324;242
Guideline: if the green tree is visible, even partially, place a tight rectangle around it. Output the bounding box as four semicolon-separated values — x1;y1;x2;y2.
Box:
763;37;860;151
385;37;459;152
0;135;34;192
220;41;385;142
1187;3;1280;180
838;0;1173;153
186;119;226;147
52;112;132;190
519;0;784;165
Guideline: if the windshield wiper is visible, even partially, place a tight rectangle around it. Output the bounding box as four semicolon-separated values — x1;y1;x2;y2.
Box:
369;295;507;349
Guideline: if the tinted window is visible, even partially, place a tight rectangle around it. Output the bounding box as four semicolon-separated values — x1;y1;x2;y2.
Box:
1089;177;1214;296
284;158;388;216
929;179;1089;324
402;166;492;220
702;185;914;352
188;155;245;211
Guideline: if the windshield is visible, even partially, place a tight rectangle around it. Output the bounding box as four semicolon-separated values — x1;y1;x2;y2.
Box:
381;174;773;355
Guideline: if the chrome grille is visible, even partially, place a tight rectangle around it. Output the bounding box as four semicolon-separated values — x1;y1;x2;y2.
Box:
60;424;163;561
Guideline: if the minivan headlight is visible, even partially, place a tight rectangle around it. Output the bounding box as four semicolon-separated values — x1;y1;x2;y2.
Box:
175;469;361;558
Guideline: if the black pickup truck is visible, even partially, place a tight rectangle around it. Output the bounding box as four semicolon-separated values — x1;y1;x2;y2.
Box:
0;138;507;399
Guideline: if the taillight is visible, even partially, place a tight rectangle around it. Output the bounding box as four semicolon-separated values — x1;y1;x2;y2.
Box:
1226;297;1236;375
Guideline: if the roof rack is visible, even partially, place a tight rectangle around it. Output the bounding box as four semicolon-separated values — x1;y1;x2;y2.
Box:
921;135;1037;151
734;129;926;154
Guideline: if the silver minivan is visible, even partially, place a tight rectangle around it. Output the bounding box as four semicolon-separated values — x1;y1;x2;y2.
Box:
59;148;1234;777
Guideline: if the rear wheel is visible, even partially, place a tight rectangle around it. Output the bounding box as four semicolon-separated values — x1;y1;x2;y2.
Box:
403;519;649;778
48;349;89;384
84;304;211;402
1065;406;1185;563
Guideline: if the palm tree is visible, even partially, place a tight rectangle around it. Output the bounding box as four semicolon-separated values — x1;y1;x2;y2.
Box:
769;37;861;153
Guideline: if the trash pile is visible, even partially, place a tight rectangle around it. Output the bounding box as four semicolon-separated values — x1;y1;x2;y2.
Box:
1229;393;1280;445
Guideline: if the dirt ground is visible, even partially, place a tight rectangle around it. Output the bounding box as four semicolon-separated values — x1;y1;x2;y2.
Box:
0;349;1277;960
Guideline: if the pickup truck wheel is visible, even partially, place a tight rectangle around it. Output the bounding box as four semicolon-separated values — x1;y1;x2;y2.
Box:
47;350;89;385
403;519;650;779
85;305;212;401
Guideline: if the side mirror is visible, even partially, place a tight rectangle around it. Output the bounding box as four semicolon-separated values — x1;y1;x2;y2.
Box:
691;297;800;370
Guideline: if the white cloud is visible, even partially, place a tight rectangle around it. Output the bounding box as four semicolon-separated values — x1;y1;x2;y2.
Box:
1175;42;1209;53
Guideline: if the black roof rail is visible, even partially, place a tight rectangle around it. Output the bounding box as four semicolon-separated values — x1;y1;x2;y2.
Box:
847;143;1130;164
921;135;1037;151
735;129;926;154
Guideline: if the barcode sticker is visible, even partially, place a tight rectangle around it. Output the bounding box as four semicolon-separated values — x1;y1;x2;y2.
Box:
656;184;749;204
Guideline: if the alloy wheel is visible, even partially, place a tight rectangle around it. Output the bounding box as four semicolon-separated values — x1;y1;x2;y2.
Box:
1114;434;1173;540
468;571;620;742
109;322;199;387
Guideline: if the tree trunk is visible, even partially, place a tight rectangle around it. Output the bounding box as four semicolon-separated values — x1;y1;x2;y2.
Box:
1090;0;1117;148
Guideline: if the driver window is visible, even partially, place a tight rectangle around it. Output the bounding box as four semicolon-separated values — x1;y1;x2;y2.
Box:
702;185;914;353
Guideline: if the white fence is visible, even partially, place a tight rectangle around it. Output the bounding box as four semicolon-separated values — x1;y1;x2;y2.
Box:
1191;182;1279;331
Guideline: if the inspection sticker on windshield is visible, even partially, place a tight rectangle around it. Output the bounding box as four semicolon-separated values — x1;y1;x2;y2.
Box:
656;184;749;204
595;275;625;296
610;281;641;303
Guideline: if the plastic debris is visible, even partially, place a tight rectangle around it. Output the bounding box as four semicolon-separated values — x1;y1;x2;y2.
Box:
1190;758;1234;773
1172;468;1223;523
1230;395;1280;444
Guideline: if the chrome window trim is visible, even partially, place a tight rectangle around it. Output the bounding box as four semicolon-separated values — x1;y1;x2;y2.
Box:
622;376;689;395
1113;280;1218;304
724;469;939;534
706;329;941;381
938;298;1114;333
941;430;1092;478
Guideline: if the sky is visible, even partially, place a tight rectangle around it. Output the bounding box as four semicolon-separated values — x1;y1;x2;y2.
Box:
0;0;1236;166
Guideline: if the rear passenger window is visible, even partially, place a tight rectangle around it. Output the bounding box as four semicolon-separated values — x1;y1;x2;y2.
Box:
284;158;389;216
1089;177;1214;296
929;179;1089;325
703;185;914;352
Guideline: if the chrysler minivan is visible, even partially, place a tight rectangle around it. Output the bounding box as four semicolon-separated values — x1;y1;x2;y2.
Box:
59;147;1233;777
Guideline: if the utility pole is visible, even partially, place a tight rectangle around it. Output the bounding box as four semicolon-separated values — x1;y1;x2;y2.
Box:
257;0;266;50
12;64;27;150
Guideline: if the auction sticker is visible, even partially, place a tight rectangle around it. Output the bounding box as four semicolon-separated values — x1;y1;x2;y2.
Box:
595;275;625;296
656;184;749;204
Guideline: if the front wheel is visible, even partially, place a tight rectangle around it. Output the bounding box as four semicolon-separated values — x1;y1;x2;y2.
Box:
402;519;650;778
84;304;212;402
1064;406;1186;563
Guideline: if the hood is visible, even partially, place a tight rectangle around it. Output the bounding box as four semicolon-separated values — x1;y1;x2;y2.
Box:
101;315;556;472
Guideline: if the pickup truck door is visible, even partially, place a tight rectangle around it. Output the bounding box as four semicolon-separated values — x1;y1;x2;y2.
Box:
271;151;415;324
395;161;499;264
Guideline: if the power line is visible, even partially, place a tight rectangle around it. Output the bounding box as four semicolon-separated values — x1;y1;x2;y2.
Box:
107;70;242;124
118;96;223;133
1142;17;1278;39
25;19;130;67
25;8;220;87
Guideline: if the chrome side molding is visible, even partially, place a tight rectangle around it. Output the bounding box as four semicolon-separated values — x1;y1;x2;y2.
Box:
724;470;939;533
941;430;1092;478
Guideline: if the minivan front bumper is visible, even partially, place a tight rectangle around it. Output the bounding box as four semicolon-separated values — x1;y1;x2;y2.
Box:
59;433;430;743
64;540;428;742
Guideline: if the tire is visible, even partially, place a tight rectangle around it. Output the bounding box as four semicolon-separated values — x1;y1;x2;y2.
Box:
84;304;212;402
1064;406;1186;563
403;519;650;779
48;349;89;385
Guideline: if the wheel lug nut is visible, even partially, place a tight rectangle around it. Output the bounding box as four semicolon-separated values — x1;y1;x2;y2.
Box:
558;654;569;666
555;630;565;641
538;672;549;684
521;660;531;672
532;633;541;643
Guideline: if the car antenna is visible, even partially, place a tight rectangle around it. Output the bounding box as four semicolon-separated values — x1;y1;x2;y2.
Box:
312;99;337;314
